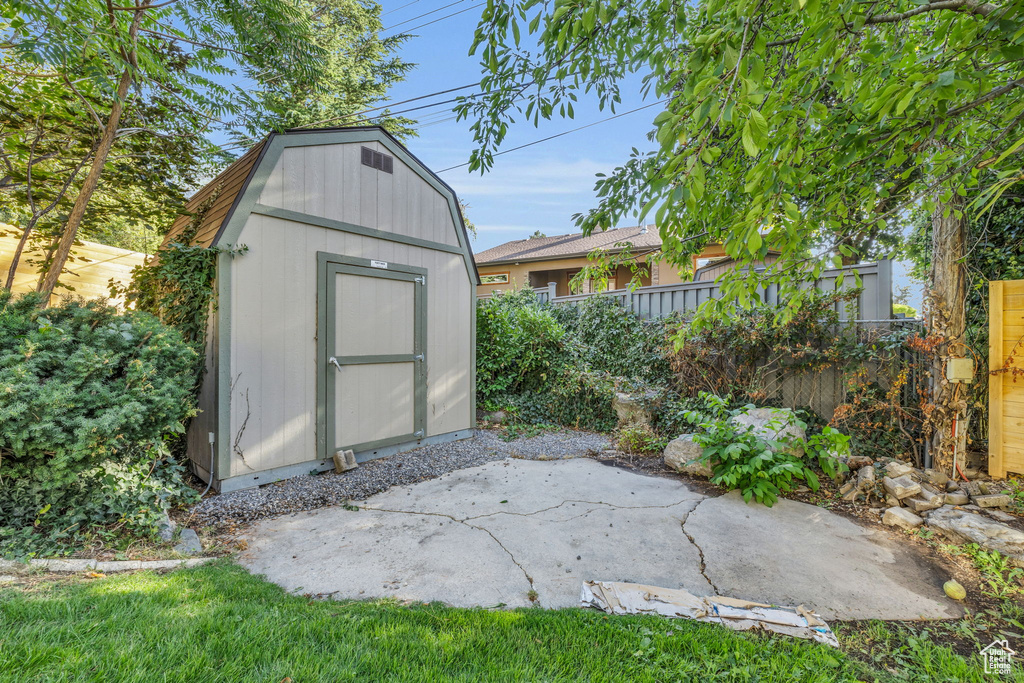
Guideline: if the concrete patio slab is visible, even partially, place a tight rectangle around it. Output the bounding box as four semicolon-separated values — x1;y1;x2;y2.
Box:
239;458;962;620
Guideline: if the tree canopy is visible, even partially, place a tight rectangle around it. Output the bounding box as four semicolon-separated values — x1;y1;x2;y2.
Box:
0;0;411;290
459;0;1024;314
459;0;1024;465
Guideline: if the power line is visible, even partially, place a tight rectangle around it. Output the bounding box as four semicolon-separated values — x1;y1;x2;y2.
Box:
299;81;480;129
382;0;469;31
382;0;422;16
436;100;666;173
385;2;481;36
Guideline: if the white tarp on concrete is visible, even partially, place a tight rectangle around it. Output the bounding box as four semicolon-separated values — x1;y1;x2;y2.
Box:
580;580;839;648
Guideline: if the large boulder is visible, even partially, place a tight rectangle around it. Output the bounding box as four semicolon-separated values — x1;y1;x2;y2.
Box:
664;435;714;478
729;407;805;456
612;391;659;427
926;507;1024;567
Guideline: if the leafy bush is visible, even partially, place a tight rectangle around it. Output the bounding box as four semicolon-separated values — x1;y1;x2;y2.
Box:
684;394;848;506
553;296;673;385
477;291;619;431
616;424;668;455
477;289;565;405
0;291;200;556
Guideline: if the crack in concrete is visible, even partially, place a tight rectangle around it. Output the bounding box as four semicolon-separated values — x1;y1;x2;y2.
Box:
679;498;720;594
362;493;710;597
360;505;535;588
461;496;701;522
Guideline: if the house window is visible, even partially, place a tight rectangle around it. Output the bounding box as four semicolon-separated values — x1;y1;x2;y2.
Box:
480;272;510;285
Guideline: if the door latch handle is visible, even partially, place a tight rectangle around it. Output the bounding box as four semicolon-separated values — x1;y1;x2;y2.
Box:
414;354;424;361
329;356;342;371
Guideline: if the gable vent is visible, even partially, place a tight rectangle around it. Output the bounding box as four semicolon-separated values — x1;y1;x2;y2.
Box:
361;146;394;174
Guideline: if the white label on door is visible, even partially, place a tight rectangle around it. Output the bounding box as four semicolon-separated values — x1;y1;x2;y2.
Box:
370;260;388;269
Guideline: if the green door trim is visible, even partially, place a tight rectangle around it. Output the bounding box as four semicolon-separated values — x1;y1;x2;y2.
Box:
316;251;427;461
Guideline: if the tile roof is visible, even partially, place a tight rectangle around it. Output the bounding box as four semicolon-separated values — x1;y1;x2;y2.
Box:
474;224;662;264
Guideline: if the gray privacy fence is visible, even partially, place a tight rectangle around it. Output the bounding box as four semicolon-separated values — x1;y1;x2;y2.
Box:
529;259;927;433
533;260;895;322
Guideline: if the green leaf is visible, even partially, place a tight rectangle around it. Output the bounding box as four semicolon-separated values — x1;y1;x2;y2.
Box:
741;120;759;157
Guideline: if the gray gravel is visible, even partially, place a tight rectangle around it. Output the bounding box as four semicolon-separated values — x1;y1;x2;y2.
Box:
191;429;612;526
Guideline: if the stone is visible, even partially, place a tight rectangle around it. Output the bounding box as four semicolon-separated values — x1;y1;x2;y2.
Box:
846;455;874;470
157;511;176;543
479;410;507;424
922;469;949;487
946;480;961;492
883;475;921;500
885;462;915;479
883;507;924;529
962;468;981;480
885;495;901;508
174;528;203;555
987;510;1017;523
972;494;1012;509
730;407;806;456
839;480;856;496
663;435;714;478
944;491;969;506
856;465;877;491
841;487;861;502
904;496;943;513
919;483;944;503
613;392;658;427
926;507;1024;567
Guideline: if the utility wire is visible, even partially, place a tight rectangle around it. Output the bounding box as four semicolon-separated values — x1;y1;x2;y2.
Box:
384;3;481;36
382;0;469;31
436;100;666;173
299;81;480;129
382;0;422;16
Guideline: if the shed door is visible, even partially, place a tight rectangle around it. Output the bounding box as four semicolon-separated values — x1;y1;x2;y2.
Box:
323;262;426;456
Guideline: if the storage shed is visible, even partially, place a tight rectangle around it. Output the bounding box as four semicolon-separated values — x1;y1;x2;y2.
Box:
161;127;479;492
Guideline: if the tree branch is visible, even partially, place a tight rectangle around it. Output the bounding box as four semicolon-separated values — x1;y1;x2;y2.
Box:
766;1;1001;49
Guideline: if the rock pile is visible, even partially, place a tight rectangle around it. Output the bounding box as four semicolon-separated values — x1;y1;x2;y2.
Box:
837;456;1023;566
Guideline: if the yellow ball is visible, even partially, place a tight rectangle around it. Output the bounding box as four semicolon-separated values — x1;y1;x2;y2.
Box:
944;580;966;601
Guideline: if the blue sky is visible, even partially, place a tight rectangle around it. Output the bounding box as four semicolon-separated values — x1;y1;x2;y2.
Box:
376;2;922;311
378;0;658;254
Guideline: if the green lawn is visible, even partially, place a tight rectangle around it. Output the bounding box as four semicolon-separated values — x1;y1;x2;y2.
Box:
0;561;1008;682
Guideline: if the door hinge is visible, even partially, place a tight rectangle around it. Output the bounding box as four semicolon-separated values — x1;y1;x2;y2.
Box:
414;354;424;361
414;430;424;438
415;276;426;285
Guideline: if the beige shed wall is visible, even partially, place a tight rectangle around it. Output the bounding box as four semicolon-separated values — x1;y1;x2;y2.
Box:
258;142;460;248
222;143;473;478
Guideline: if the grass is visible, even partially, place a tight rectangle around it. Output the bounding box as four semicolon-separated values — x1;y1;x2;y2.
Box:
0;561;1015;682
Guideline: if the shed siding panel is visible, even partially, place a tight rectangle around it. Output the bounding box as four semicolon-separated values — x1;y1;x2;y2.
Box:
227;214;471;477
253;142;462;248
186;301;218;479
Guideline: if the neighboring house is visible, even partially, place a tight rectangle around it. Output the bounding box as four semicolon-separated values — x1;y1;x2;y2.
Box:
474;224;777;297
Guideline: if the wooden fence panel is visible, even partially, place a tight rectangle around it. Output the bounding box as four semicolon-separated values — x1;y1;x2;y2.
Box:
0;230;146;307
990;279;1024;477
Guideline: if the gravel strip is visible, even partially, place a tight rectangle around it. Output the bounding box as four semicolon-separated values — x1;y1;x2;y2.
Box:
191;429;612;526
